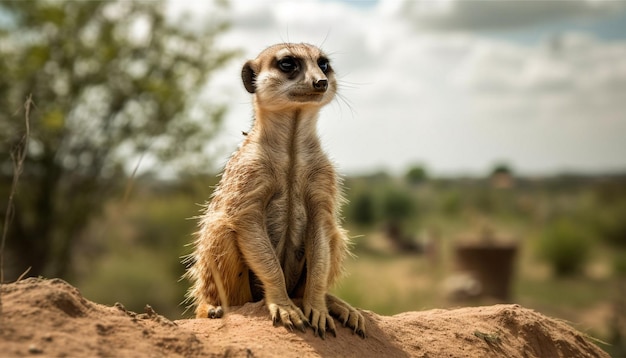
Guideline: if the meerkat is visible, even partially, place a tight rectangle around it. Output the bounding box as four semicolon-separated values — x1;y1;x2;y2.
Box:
184;43;366;339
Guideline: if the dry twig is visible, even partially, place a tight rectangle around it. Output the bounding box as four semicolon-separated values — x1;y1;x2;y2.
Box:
1;94;33;318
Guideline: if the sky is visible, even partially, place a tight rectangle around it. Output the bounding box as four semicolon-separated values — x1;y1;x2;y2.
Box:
167;0;626;177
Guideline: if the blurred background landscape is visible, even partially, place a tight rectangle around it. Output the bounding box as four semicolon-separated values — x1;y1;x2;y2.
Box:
1;1;625;356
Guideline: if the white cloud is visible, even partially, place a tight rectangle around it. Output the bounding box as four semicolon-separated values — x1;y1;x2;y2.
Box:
391;0;626;32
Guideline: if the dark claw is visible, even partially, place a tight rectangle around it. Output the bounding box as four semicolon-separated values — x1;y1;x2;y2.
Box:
297;323;306;333
273;316;280;327
328;327;337;338
215;307;224;318
357;329;366;339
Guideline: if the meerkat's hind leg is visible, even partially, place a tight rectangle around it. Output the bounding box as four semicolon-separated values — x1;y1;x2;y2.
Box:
326;294;366;338
196;302;224;319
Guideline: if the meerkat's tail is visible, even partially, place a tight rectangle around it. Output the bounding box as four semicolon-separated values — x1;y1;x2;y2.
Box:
180;251;229;317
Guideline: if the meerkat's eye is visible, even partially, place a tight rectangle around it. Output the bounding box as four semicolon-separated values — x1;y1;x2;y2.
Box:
277;57;298;73
318;58;330;73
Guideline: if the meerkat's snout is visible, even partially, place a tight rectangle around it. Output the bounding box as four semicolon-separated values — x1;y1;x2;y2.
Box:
313;79;328;92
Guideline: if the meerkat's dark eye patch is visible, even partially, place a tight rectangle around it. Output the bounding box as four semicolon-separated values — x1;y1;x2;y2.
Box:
277;57;299;74
318;57;330;74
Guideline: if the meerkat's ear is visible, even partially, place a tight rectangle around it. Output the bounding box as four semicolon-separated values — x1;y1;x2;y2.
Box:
241;61;257;94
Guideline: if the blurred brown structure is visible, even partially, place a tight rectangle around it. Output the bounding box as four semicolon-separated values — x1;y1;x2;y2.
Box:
453;230;518;301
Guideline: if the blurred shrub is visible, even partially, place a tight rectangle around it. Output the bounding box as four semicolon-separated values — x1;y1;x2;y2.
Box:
348;191;377;226
380;187;420;251
440;190;462;216
614;252;626;277
405;165;428;185
594;204;626;249
538;219;592;277
381;187;415;223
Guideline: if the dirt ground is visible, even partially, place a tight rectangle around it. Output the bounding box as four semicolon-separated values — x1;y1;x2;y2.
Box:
0;278;609;357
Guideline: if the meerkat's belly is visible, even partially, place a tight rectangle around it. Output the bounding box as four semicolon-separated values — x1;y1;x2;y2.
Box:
264;190;308;294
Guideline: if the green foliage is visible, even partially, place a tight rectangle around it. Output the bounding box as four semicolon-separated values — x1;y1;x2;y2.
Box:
440;190;462;216
538;219;592;277
344;177;417;229
348;191;376;226
596;208;626;249
613;252;626;276
0;0;235;279
381;187;415;223
405;165;428;185
593;200;626;249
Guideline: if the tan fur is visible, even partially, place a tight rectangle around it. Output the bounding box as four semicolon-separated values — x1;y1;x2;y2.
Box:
184;43;365;339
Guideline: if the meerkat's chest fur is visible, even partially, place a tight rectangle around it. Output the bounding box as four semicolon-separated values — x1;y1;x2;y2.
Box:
216;106;336;294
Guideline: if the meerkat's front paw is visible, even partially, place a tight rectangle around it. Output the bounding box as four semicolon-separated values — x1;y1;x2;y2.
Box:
303;301;336;339
267;300;309;333
327;294;367;338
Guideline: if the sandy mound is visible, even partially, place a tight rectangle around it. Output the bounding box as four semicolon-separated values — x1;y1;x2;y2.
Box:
0;278;608;357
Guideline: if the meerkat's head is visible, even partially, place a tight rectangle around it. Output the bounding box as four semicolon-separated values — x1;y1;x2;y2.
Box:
242;43;337;111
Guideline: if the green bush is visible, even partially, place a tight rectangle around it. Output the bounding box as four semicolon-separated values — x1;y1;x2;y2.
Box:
348;191;377;226
594;204;626;248
405;165;428;185
381;188;414;223
613;252;626;277
538;220;592;277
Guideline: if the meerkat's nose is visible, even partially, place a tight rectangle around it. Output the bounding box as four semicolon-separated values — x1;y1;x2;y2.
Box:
313;79;328;92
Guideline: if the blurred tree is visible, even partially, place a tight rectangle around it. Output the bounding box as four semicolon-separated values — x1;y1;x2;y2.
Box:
382;188;414;223
490;163;512;176
538;219;591;277
0;0;236;280
348;191;376;227
441;190;461;216
593;182;626;249
405;164;428;185
381;187;420;252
